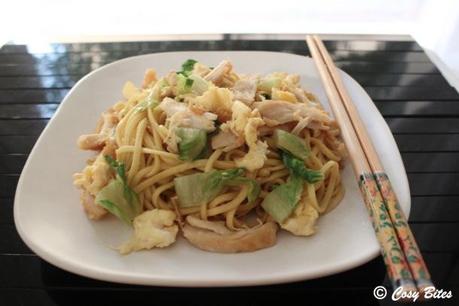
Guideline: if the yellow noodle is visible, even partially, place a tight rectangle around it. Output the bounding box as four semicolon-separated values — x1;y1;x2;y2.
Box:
205;149;223;172
152;181;175;210
207;186;247;216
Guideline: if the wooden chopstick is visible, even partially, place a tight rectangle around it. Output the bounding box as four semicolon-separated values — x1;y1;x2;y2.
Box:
310;35;434;292
306;35;430;293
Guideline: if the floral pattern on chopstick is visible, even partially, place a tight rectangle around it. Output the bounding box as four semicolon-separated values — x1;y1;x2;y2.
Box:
374;172;433;288
359;173;414;287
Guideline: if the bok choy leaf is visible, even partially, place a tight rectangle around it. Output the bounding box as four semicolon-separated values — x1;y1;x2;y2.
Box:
176;127;207;161
174;168;260;207
95;156;141;225
281;151;323;183
273;129;309;160
261;175;303;223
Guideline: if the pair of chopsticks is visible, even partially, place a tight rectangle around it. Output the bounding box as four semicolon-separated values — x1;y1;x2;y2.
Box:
306;35;433;294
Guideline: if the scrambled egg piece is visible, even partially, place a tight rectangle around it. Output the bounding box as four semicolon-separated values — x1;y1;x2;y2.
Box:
281;199;319;236
229;100;251;135
235;116;268;172
272;88;298;103
73;153;112;196
118;209;178;255
193;87;233;122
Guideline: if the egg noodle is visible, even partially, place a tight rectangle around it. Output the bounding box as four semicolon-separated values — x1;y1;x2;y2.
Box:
73;59;347;254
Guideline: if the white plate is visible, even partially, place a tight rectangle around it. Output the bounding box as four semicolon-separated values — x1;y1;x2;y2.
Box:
14;51;410;287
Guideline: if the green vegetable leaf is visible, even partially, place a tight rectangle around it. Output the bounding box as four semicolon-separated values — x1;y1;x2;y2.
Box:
281;151;323;183
185;78;194;88
204;168;244;194
273;129;309;160
261;175;304;223
174;168;260;207
98;199;129;223
176;127;207;161
177;59;197;76
96;156;141;225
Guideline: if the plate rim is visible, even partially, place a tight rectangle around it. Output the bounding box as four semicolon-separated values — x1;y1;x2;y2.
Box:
14;50;410;287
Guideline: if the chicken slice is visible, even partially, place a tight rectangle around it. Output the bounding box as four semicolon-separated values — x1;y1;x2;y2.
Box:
232;78;257;104
118;209;179;255
159;97;217;132
211;130;244;152
77;112;118;151
204;60;233;86
183;216;278;253
253;100;331;132
79;190;107;220
158;97;217;152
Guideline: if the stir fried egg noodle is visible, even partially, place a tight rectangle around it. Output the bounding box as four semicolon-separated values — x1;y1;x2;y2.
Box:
73;59;347;254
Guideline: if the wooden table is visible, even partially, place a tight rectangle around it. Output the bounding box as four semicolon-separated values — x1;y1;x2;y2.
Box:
1;35;458;305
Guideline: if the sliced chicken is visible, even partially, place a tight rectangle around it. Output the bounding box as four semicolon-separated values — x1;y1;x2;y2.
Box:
292;88;308;103
165;71;178;87
253;100;331;132
159;97;217;153
183;216;278;253
232;78;257;104
159;97;217;132
211;130;244;152
204;60;233;86
79;190;107;220
77;112;118;151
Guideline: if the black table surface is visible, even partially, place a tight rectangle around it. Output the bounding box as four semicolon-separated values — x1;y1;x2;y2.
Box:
1;35;458;306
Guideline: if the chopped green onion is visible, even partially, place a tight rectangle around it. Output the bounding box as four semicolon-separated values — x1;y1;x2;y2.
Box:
177;59;197;76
